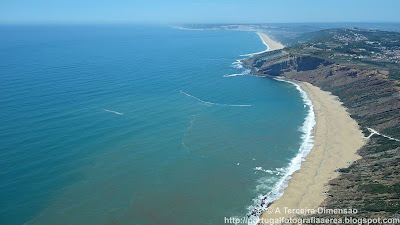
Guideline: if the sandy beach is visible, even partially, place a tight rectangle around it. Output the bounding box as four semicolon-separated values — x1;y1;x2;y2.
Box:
257;32;284;52
260;82;365;224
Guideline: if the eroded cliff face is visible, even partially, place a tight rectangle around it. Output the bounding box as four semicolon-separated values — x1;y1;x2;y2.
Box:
244;51;332;76
244;51;400;138
244;51;400;219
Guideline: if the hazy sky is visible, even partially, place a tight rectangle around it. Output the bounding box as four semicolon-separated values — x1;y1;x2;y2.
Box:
1;0;399;24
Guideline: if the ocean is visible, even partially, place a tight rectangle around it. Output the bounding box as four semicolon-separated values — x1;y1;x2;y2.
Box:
0;25;313;225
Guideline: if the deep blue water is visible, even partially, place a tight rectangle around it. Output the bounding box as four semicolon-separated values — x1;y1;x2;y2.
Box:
0;25;308;225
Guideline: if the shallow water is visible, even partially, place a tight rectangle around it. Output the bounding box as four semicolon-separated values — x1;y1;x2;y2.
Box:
0;25;309;225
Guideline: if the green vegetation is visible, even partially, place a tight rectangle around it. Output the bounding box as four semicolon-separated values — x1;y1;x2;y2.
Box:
288;28;400;81
358;183;400;195
245;27;400;220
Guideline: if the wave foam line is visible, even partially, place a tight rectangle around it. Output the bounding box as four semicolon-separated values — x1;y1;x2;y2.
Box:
223;73;245;77
182;115;196;150
246;79;316;224
240;32;270;57
103;109;124;115
180;90;251;107
223;69;250;78
254;167;282;175
232;59;244;69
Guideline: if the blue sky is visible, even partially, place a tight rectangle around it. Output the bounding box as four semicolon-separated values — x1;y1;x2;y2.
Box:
0;0;399;24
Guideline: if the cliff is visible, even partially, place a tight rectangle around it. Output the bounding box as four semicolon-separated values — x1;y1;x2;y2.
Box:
243;28;400;219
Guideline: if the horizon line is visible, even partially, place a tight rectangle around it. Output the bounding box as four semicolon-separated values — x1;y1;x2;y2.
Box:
1;21;400;26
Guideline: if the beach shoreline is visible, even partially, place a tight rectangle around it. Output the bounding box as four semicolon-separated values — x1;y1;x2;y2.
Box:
241;32;284;57
259;81;365;224
256;32;284;52
244;33;366;224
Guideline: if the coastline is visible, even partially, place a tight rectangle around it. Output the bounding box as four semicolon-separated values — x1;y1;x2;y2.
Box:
241;32;284;56
243;32;366;224
260;81;365;224
256;32;284;52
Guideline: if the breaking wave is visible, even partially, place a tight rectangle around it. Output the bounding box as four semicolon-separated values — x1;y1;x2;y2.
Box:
223;69;250;78
246;79;316;225
103;109;124;115
180;90;252;107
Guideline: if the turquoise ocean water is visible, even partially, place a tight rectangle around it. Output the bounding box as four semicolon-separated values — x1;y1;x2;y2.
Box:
0;25;312;225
